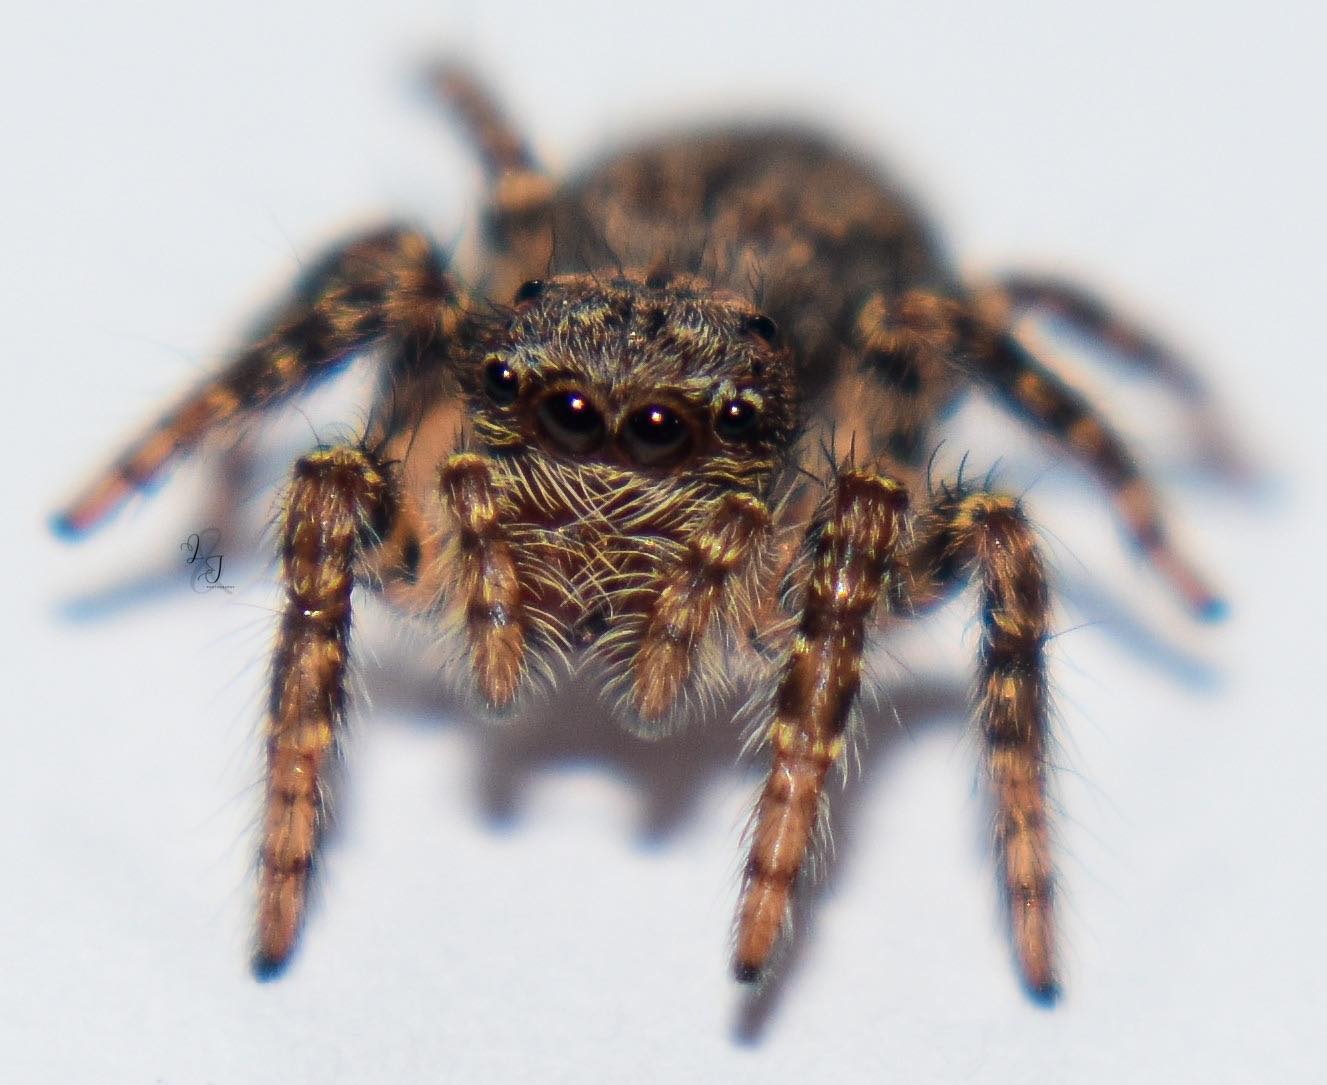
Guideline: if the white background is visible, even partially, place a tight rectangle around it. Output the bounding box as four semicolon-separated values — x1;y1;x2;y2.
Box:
3;2;1324;1082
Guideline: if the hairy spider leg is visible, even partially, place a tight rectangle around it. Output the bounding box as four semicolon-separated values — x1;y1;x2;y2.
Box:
430;63;554;292
990;273;1207;399
977;328;1222;618
874;289;1223;618
256;446;394;974
734;471;907;980
54;228;461;536
987;273;1253;485
898;486;1059;999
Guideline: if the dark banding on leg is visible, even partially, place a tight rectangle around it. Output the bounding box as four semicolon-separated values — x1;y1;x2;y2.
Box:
429;63;554;287
993;273;1205;398
256;445;394;974
439;453;530;710
631;491;771;723
734;470;907;980
56;228;461;536
902;486;1058;998
869;286;1222;618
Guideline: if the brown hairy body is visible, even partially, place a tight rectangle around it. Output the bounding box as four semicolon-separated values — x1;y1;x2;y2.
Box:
56;67;1222;1001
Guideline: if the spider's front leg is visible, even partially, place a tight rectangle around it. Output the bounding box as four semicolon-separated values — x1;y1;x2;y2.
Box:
257;445;394;973
734;470;908;980
899;486;1058;997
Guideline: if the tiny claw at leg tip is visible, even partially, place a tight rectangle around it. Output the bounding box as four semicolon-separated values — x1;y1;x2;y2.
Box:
1024;977;1061;1008
49;510;87;541
733;960;763;985
251;950;293;982
1197;594;1230;623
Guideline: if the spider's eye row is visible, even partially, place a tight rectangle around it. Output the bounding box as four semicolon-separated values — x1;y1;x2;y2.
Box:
513;279;546;304
483;360;521;405
537;389;605;453
742;313;779;346
715;399;759;440
622;404;693;467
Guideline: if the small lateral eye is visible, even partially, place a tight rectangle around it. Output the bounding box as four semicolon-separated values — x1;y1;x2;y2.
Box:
513;279;545;304
742;313;779;346
623;404;693;466
483;360;520;405
537;389;605;454
716;399;759;439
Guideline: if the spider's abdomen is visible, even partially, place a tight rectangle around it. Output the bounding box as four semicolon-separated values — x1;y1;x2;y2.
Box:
551;128;959;405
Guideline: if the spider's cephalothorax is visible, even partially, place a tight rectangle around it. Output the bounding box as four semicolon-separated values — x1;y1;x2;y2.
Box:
56;66;1223;1000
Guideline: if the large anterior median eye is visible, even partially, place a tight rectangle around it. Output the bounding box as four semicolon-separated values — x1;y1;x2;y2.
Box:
622;404;693;466
537;389;605;453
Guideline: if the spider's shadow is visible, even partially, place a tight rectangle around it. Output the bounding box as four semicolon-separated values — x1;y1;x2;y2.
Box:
728;678;973;1044
51;457;1220;1041
356;633;972;1046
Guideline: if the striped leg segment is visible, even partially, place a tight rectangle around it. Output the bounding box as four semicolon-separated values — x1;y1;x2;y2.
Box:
55;227;460;536
630;492;771;723
439;454;529;711
974;329;1221;618
905;488;1058;998
429;63;554;286
880;288;1222;618
256;446;393;973
734;471;907;981
993;273;1205;398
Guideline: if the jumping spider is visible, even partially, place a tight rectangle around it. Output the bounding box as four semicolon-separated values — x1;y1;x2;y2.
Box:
56;67;1221;1000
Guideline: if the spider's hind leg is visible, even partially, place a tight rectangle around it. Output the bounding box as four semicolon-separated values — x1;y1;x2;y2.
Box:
985;273;1206;398
874;289;1223;618
984;273;1252;484
974;323;1222;618
429;63;554;290
55;227;462;536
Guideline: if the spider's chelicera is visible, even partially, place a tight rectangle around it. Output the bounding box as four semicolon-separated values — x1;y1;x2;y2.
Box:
56;65;1223;1001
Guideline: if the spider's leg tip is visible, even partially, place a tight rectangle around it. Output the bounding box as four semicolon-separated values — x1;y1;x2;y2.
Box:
251;950;293;983
49;511;83;541
1024;977;1062;1008
1196;594;1230;623
732;960;763;985
50;506;103;541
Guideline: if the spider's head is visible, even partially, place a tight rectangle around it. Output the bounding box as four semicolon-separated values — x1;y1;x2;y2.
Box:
465;273;797;488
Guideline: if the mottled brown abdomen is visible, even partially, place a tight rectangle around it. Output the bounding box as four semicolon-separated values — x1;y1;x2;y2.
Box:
551;128;959;406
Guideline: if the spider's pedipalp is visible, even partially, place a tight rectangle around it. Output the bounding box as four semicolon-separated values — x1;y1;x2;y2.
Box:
439;452;532;711
630;491;772;723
